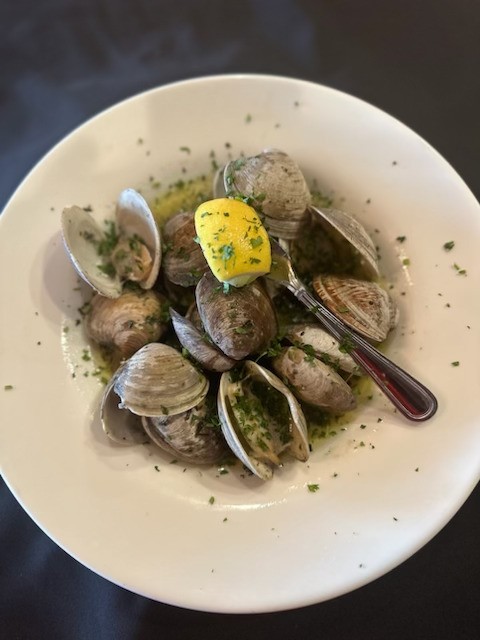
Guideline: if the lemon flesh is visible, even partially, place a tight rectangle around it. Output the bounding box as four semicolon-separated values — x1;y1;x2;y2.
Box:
194;198;271;286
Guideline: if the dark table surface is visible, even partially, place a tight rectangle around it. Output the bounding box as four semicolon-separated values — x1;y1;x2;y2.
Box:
1;1;479;638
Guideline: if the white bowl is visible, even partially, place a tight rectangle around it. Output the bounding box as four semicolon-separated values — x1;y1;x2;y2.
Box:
1;74;479;613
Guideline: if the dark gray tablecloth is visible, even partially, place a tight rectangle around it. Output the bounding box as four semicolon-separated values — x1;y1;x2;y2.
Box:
1;1;479;638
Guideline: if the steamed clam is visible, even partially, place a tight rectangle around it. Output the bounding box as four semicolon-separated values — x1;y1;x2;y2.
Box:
169;307;236;372
271;347;357;414
62;188;161;298
101;359;226;464
113;343;209;417
162;211;208;286
85;288;170;359
312;275;399;342
217;149;311;240
195;271;277;360
285;323;360;375
218;361;309;480
215;148;379;278
64;146;407;480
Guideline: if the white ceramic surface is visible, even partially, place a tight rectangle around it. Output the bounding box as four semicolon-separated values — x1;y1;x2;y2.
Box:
1;75;479;613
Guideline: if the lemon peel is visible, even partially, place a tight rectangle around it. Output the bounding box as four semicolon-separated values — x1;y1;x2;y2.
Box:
194;198;271;286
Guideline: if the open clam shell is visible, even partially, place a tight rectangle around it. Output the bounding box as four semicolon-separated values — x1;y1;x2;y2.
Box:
61;206;123;298
113;343;209;417
214;148;379;274
309;206;380;279
100;370;148;444
218;361;309;481
116;188;162;290
61;189;161;298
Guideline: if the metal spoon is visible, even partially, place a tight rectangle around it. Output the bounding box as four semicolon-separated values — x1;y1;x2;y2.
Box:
267;238;438;422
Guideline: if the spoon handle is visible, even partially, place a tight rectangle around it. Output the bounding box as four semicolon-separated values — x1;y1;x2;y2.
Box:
293;286;438;422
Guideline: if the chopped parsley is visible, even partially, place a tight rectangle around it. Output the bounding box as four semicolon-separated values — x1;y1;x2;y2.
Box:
443;241;455;251
219;243;235;267
249;236;263;249
339;335;355;354
301;343;316;364
234;320;254;335
452;263;467;275
307;483;319;493
97;220;119;257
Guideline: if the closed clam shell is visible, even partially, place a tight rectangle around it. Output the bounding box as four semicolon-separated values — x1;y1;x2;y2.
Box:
141;400;228;465
114;343;209;417
170;308;236;372
185;301;203;329
195;272;277;360
286;324;360;375
224;149;311;239
217;360;309;481
162;211;208;286
85;289;169;358
272;347;357;413
312;275;399;343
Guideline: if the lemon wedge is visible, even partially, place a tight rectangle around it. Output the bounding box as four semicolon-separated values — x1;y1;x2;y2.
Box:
194;198;271;287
